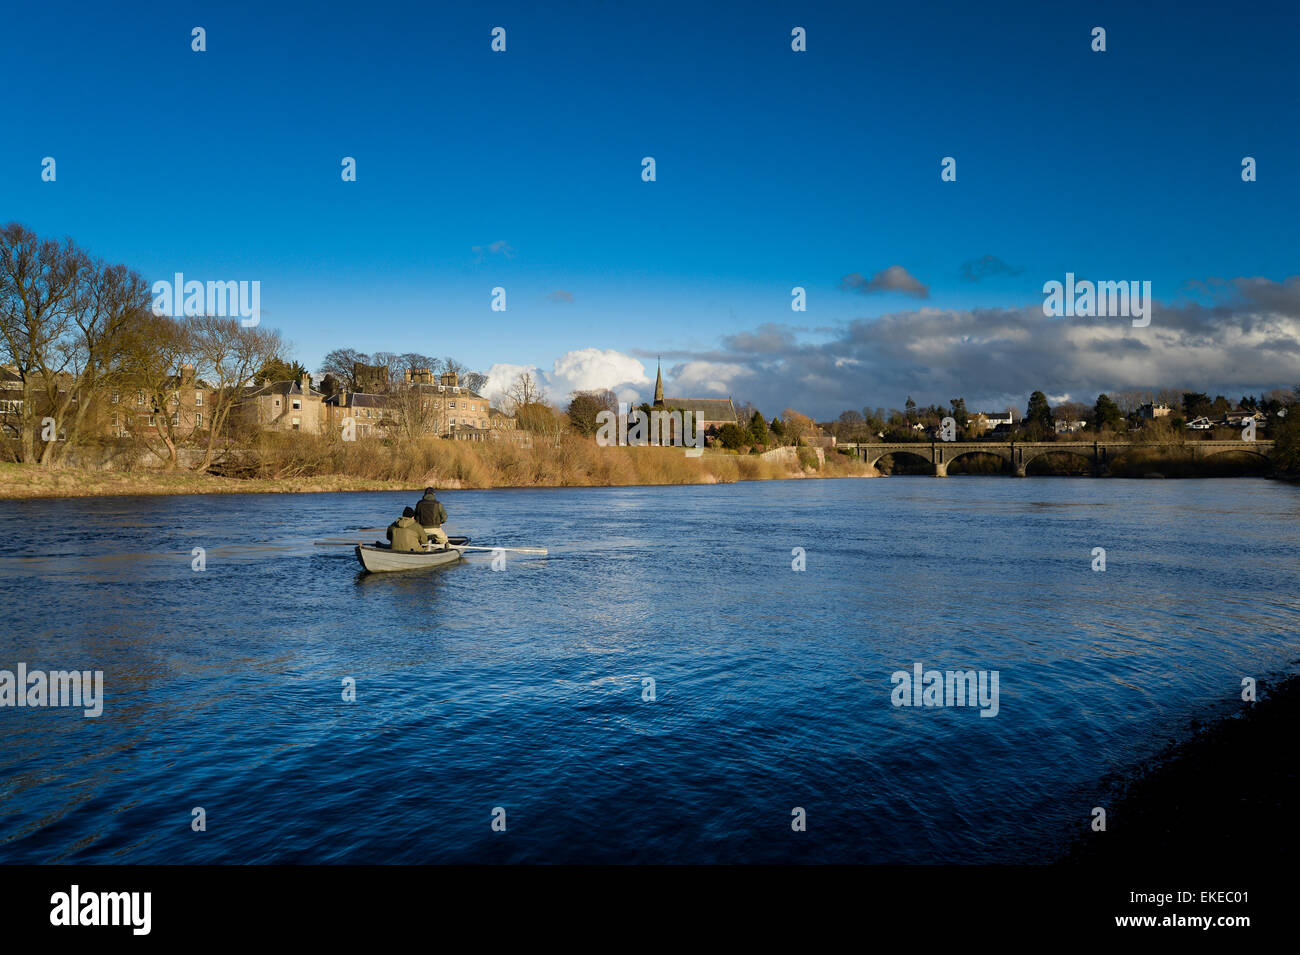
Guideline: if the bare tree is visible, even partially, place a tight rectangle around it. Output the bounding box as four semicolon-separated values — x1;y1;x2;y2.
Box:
504;370;544;412
781;408;816;438
55;260;151;463
192;316;282;472
0;224;88;464
390;386;440;441
443;357;467;381
117;315;204;469
318;348;369;390
399;353;440;376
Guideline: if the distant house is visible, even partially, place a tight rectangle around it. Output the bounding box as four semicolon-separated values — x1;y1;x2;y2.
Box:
971;411;1014;436
1224;408;1265;428
1139;402;1171;419
1055;419;1087;434
242;373;325;433
1186;416;1213;430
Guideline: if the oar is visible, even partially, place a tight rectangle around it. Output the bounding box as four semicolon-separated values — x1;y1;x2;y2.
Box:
315;538;547;555
459;544;548;556
353;528;547;556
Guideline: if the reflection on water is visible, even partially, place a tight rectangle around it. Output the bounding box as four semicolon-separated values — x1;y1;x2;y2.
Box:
0;479;1298;863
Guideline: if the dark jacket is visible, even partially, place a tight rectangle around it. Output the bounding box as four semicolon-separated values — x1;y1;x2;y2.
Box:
386;516;429;553
414;491;447;529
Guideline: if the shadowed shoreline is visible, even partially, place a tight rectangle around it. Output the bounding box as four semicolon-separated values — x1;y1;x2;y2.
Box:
1061;673;1300;866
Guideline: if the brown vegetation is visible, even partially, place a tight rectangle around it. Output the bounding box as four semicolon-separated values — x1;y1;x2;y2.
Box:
0;433;873;498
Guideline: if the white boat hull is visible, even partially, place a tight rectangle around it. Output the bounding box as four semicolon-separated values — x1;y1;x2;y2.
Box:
355;542;466;573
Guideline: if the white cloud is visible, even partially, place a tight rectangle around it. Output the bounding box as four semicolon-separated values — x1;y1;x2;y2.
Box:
481;362;538;405
481;349;651;407
549;348;649;395
668;360;751;396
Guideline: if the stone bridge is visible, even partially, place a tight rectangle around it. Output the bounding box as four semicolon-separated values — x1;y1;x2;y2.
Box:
837;440;1275;476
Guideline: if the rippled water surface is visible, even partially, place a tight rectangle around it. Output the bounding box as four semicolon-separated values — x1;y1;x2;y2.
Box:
1;477;1297;863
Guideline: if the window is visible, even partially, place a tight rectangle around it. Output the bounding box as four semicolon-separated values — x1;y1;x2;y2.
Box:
136;391;144;406
292;399;301;410
111;392;119;404
274;398;281;408
195;412;203;429
292;417;300;430
195;391;203;406
171;391;179;406
450;401;456;409
171;412;179;426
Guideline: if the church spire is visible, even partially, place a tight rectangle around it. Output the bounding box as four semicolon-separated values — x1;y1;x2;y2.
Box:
653;356;664;405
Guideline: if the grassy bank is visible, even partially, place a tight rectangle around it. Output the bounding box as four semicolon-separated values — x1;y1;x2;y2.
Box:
0;434;872;499
1062;673;1299;866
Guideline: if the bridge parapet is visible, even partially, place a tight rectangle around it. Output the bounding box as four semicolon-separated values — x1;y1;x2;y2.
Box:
836;440;1274;476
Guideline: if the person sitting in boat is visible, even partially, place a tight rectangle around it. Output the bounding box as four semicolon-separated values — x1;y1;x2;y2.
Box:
414;486;449;549
386;507;430;553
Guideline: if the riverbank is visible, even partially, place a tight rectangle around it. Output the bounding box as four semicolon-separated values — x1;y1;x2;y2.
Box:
0;442;872;499
1061;672;1299;866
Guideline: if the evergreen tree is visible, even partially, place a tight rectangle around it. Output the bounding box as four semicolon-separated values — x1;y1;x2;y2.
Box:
1093;393;1124;432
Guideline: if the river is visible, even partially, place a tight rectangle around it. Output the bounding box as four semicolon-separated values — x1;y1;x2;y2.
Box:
1;477;1297;863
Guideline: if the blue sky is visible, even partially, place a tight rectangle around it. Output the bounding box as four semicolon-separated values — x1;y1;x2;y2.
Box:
3;1;1298;416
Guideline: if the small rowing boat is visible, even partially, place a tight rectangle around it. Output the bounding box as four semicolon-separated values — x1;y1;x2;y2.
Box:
354;536;471;573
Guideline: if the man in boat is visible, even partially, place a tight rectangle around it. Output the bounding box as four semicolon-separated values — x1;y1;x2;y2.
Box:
414;486;450;549
386;507;430;553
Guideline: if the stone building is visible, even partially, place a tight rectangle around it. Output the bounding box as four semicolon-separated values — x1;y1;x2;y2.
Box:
242;372;326;434
323;390;396;438
407;370;494;438
110;364;213;438
353;362;389;394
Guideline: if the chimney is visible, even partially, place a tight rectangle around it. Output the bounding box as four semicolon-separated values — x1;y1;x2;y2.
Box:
404;368;412;384
301;371;311;393
440;370;458;388
180;363;195;383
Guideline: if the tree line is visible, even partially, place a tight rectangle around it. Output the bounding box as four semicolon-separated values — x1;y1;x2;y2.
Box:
0;223;283;469
813;388;1299;444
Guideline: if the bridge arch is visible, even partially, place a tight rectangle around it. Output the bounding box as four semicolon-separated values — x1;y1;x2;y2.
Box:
1196;444;1272;462
1020;446;1098;474
871;448;933;474
941;447;1014;473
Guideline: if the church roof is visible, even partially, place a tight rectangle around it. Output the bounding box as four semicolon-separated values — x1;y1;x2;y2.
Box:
661;397;737;421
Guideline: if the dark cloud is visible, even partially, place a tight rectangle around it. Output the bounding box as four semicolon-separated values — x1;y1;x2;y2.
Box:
720;323;800;354
840;265;929;298
660;277;1300;418
960;254;1024;282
